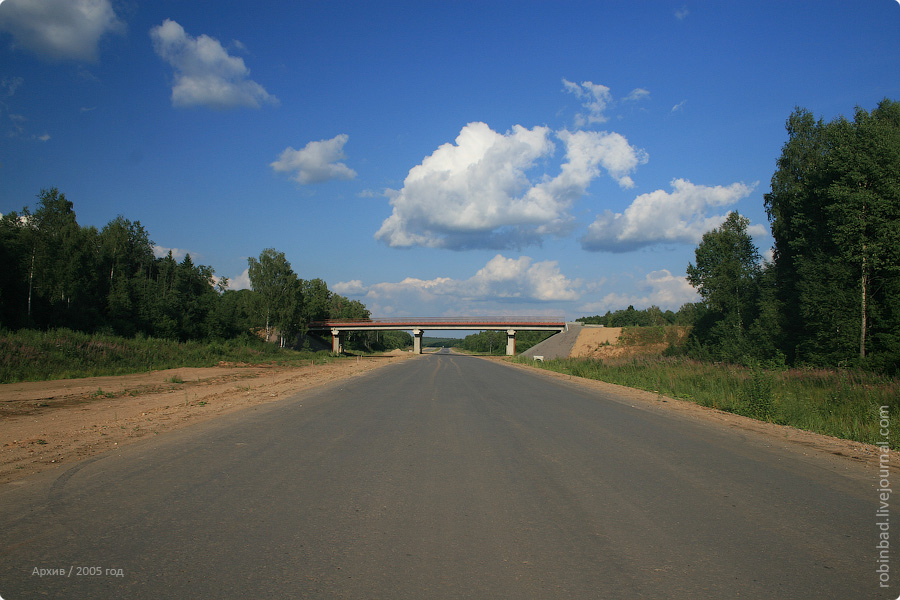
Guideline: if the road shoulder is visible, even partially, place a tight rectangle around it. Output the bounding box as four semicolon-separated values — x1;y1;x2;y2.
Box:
494;356;894;475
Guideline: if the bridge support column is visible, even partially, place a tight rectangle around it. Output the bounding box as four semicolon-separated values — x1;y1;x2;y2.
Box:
506;329;516;356
413;329;424;354
331;328;344;354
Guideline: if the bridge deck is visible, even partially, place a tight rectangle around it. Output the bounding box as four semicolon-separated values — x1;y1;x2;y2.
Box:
308;317;567;332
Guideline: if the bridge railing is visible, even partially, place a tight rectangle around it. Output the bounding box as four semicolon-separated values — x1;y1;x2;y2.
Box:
308;316;566;328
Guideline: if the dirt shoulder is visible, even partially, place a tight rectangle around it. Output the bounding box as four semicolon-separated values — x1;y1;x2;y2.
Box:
0;352;417;485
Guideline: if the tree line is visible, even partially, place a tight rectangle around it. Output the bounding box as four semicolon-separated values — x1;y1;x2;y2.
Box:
684;99;899;374
0;189;409;352
2;100;896;368
577;305;698;328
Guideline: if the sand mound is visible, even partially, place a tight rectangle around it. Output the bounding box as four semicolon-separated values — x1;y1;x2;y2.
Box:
570;327;623;358
569;326;688;360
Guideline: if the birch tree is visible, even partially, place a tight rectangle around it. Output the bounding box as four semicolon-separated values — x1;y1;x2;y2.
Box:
247;248;299;343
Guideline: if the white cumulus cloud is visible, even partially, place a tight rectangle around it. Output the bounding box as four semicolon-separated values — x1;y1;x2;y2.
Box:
150;19;277;110
557;129;647;189
581;178;757;252
578;269;699;314
271;134;357;184
467;255;581;302
332;254;581;317
375;122;646;250
0;0;125;62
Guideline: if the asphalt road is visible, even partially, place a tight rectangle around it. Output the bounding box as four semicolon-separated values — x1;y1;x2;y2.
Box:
0;353;885;599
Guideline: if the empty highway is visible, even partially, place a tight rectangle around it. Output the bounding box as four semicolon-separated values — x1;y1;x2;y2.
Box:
0;353;882;599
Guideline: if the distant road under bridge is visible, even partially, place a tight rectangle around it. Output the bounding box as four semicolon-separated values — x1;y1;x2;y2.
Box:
307;317;567;355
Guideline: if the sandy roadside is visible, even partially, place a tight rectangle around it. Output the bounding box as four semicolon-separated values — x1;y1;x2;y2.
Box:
569;326;690;360
0;352;416;485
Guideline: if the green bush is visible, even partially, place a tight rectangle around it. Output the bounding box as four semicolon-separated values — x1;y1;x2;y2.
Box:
0;328;338;383
739;364;775;420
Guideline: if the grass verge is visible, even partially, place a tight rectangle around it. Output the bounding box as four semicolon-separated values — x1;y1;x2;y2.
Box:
513;355;900;448
0;328;337;384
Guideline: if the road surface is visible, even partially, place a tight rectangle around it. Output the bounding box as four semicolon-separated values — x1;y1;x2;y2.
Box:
0;353;884;598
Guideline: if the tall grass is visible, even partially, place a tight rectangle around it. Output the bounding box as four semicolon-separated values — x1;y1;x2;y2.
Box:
0;328;335;384
515;356;900;448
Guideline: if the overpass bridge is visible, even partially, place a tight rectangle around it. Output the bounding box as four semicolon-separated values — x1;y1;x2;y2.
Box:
307;317;567;355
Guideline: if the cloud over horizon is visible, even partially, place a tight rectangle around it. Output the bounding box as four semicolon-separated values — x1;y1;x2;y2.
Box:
152;244;190;260
223;268;251;291
334;255;700;318
577;269;699;315
150;19;277;110
333;254;581;317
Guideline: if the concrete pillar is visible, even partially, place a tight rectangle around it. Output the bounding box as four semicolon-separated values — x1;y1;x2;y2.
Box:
506;329;516;356
413;329;424;354
331;328;343;354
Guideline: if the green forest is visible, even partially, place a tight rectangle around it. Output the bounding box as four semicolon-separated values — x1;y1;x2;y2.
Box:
0;191;410;354
680;99;899;375
1;100;898;377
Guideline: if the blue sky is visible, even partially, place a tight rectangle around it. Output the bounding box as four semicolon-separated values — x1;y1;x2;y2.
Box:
2;0;898;322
